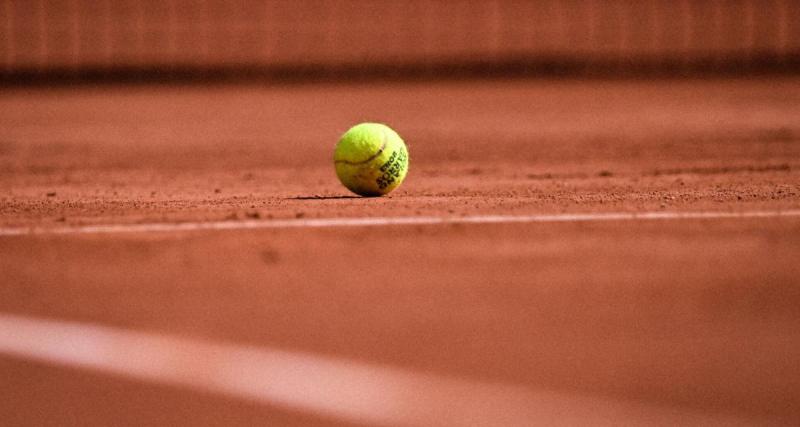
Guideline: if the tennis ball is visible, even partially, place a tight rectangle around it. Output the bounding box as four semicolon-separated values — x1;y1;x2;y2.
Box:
334;123;409;197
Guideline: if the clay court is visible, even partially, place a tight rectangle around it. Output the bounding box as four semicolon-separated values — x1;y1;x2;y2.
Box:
2;1;800;426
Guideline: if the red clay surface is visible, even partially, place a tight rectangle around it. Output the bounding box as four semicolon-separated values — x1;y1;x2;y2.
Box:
1;78;800;425
2;78;799;227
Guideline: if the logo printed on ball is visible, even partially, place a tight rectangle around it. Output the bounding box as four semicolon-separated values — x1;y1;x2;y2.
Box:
376;148;408;189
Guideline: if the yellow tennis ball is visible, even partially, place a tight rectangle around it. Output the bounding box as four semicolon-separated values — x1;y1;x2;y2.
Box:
334;123;409;197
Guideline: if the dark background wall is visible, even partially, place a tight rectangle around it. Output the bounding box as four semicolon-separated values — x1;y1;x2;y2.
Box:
2;0;799;80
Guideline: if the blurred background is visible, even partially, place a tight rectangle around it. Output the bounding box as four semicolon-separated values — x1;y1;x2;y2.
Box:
2;4;800;426
2;0;799;83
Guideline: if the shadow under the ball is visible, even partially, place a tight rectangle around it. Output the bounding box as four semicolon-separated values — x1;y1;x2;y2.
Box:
288;195;365;200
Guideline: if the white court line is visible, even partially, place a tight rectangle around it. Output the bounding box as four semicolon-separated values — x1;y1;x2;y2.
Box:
1;210;799;237
0;313;763;426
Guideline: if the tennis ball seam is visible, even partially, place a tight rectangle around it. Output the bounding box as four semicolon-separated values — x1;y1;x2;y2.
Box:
333;127;388;166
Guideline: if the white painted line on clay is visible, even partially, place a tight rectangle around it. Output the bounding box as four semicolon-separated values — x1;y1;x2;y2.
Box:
0;313;763;426
1;210;799;236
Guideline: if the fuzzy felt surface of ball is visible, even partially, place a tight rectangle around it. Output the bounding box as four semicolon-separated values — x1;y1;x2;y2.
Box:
334;123;409;197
